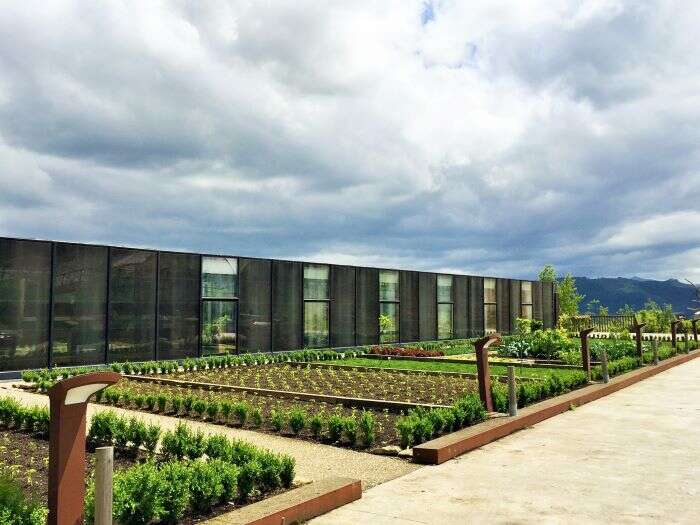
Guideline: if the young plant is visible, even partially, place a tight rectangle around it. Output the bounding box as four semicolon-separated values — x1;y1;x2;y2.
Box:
359;410;376;447
251;407;263;428
233;402;249;427
270;410;285;432
327;414;344;442
206;400;220;421
288;408;307;435
156;394;168;412
310;412;325;440
343;415;358;446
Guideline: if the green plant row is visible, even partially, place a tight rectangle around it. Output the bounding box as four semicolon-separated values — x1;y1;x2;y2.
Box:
0;398;49;438
0;466;47;525
93;386;378;448
395;394;486;449
21;349;368;391
491;370;589;411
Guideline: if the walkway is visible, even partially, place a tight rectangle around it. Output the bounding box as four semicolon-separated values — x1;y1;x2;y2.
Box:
312;357;700;524
0;385;418;489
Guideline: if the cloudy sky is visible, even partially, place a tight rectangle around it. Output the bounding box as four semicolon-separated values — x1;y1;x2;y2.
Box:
1;1;699;281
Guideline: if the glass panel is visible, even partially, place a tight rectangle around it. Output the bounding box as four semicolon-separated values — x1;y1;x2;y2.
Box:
437;274;453;303
521;281;532;305
379;270;399;302
438;303;453;340
484;304;497;333
0;239;51;371
304;301;329;348
158;253;200;360
521;304;533;320
202;256;237;299
202;300;237;355
379;302;399;343
108;249;156;363
484;278;496;304
303;264;329;300
52;244;107;367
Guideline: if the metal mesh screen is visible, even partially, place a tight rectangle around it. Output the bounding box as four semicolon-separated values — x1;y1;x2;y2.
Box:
356;267;379;345
533;281;543;322
108;248;157;363
330;265;355;347
399;271;419;343
510;280;521;330
469;276;484;337
419;273;437;341
542;281;554;328
497;278;511;333
157;252;200;360
453;275;469;339
0;239;51;371
272;260;302;351
239;257;271;353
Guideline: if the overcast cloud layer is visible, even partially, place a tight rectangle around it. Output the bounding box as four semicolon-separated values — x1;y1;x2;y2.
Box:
1;1;699;281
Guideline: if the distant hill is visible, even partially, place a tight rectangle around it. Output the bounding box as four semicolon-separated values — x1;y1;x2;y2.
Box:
574;277;698;315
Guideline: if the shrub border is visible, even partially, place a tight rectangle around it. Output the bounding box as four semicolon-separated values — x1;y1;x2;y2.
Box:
413;349;700;464
204;477;361;525
363;354;581;370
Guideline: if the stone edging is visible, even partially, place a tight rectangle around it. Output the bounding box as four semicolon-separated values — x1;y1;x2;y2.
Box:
413;349;700;465
202;477;361;525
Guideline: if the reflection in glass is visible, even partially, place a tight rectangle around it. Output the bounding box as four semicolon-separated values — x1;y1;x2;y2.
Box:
304;264;329;300
52;244;108;366
202;300;237;355
437;275;453;303
484;304;497;333
438;303;453;340
202;257;237;299
379;302;399;343
521;281;532;305
484;278;496;304
0;239;51;371
108;249;156;362
304;301;329;348
379;270;399;302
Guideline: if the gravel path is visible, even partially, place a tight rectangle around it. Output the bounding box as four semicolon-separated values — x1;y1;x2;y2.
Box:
0;384;419;489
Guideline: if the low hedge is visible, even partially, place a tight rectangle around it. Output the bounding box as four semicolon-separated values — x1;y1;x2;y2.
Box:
369;346;444;358
395;394;486;448
0;398;49;438
491;370;589;412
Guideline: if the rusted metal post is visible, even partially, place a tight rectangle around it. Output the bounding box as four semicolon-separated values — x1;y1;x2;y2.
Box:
692;319;698;344
632;321;646;364
670;320;680;350
507;366;517;416
579;328;595;381
600;348;610;384
684;328;690;353
48;372;120;525
474;334;500;412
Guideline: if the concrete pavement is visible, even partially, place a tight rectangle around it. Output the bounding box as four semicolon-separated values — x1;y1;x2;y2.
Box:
312;358;700;524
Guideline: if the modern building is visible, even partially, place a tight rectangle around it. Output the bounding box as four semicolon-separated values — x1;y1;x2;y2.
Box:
0;236;557;372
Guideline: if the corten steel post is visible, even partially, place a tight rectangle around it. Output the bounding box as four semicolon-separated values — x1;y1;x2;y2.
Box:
48;372;120;525
632;321;646;363
474;334;500;412
579;328;595;381
670;320;681;350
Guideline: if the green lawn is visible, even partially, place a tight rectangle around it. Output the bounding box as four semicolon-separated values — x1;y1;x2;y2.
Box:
337;357;579;379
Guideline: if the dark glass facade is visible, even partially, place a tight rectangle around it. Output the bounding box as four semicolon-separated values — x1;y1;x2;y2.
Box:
0;236;558;371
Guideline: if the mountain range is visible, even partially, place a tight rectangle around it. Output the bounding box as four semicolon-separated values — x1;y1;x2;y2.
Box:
574;277;699;315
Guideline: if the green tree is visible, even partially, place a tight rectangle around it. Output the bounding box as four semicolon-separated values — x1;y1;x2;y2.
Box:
557;273;584;316
539;265;556;283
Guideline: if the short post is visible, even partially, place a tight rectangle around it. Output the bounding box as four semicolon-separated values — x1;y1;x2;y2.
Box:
632;321;646;365
670;320;680;350
692;319;699;344
474;334;500;412
579;328;595;381
95;447;113;525
600;348;609;384
684;328;690;353
652;339;659;365
507;366;517;416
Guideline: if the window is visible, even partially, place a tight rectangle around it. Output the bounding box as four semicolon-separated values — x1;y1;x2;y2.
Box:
52;244;108;367
108;249;157;363
379;270;399;343
303;264;329;347
0;239;51;371
201;256;238;355
521;281;533;320
484;278;497;334
437;275;453;339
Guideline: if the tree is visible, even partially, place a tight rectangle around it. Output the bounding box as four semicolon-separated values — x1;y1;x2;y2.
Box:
539;265;556;283
557;273;584;316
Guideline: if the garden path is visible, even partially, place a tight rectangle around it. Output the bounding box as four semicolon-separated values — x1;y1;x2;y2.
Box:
312;357;700;524
0;384;419;489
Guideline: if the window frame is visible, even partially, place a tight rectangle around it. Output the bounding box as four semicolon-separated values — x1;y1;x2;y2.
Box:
437;274;454;340
483;277;497;334
520;281;533;320
200;255;239;355
302;263;330;348
379;270;400;343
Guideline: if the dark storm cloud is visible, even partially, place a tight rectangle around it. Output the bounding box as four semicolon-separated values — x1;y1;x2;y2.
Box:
0;0;698;281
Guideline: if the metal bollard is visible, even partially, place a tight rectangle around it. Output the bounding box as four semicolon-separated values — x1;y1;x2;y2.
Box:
507;366;517;416
652;339;659;365
95;446;113;525
600;348;610;384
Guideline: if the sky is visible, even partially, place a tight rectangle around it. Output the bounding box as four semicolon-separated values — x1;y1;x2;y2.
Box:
0;1;699;281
